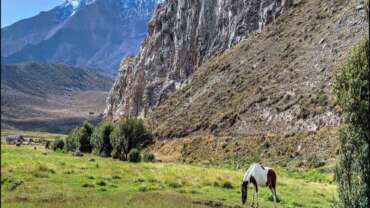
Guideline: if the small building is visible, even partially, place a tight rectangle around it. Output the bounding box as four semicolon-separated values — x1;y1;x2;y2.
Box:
5;135;25;145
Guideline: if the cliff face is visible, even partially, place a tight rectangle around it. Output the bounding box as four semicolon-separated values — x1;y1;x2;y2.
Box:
105;0;292;120
148;0;367;139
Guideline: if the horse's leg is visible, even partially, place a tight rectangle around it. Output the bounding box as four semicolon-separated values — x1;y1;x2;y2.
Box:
250;176;258;208
251;189;255;208
270;187;277;208
256;190;259;208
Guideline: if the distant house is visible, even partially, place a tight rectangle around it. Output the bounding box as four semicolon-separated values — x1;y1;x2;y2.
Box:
5;135;24;145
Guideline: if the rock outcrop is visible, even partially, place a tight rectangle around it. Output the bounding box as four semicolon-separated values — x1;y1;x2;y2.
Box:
105;0;292;120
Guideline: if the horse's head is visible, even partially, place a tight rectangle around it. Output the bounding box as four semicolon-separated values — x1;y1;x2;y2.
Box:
241;181;248;205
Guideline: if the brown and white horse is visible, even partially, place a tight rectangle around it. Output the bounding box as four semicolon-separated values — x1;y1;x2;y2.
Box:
241;163;277;208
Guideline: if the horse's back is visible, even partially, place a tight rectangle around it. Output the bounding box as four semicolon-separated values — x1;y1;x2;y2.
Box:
244;163;270;186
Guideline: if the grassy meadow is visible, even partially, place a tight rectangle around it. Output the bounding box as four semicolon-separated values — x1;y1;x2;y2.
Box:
1;144;336;208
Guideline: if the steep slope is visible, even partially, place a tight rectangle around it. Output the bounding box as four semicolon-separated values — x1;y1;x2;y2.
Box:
105;0;292;119
147;0;367;164
1;63;113;133
2;0;160;74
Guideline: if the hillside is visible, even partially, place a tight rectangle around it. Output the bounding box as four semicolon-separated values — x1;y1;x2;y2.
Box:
145;0;368;165
1;63;113;133
1;0;161;74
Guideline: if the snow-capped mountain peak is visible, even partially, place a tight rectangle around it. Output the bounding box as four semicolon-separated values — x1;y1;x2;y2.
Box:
64;0;97;15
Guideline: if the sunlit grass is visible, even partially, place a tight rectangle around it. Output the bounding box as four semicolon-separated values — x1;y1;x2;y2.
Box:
1;145;336;208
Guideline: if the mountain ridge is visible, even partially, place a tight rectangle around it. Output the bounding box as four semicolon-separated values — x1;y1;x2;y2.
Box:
1;0;162;74
1;62;113;133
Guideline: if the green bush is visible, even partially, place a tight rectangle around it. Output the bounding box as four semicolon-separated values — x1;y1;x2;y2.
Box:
334;35;369;208
143;152;155;162
111;117;152;160
65;121;94;153
128;149;141;163
51;138;65;151
91;122;114;157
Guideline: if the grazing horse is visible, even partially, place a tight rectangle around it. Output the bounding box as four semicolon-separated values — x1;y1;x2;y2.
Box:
241;163;277;208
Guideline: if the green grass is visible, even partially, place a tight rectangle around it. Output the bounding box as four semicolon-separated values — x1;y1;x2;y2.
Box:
1;129;67;140
1;145;336;208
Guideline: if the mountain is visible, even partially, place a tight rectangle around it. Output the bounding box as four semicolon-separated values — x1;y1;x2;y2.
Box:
1;63;113;133
1;0;161;74
105;0;291;119
106;0;368;164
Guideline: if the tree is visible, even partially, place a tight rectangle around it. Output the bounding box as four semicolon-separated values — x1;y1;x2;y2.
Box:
91;122;114;157
65;128;80;152
77;121;94;153
65;121;94;153
111;117;152;160
334;35;369;208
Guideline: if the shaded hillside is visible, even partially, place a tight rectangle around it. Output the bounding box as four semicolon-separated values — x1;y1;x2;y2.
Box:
2;0;161;74
1;63;113;133
148;0;367;165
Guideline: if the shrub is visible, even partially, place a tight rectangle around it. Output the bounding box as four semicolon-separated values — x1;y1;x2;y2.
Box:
96;181;107;186
45;141;51;149
82;183;95;188
334;35;369;208
91;122;114;157
143;152;155;162
128;148;141;163
111;117;152;160
222;181;233;189
51;137;65;151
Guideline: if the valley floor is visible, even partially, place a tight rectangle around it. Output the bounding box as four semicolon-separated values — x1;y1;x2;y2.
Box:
1;145;336;208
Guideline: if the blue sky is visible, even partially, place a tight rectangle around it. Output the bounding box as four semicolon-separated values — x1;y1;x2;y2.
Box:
1;0;65;27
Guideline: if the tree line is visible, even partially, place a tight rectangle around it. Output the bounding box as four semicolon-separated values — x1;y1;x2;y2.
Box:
49;117;155;163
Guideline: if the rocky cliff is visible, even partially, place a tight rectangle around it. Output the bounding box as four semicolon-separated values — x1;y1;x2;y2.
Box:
105;0;293;120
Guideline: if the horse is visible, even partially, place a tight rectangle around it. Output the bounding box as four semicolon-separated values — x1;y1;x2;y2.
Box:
241;163;277;208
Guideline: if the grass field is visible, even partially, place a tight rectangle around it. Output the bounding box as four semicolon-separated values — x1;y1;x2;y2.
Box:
1;145;336;208
1;129;67;140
